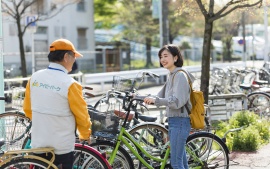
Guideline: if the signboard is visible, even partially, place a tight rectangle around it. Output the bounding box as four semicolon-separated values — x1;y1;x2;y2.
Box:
238;39;245;45
152;0;160;19
25;15;37;27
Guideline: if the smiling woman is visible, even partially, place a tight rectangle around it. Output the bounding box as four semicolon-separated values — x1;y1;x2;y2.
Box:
143;44;196;169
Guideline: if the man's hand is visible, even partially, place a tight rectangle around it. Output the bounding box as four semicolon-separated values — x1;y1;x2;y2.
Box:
79;137;91;145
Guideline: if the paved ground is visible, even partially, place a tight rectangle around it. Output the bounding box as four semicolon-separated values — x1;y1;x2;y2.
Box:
229;142;270;169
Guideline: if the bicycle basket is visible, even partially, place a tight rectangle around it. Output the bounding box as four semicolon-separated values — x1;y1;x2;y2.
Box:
11;87;25;110
112;76;135;92
88;108;120;139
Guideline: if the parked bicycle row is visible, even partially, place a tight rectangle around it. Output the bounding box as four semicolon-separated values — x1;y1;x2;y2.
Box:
209;65;270;120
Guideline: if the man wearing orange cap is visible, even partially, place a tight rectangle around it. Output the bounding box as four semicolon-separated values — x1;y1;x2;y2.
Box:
23;39;91;169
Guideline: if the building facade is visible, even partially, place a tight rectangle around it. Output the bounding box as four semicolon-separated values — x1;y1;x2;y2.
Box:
2;0;95;77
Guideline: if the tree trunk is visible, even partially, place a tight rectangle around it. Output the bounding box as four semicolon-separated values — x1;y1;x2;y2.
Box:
145;37;153;68
17;17;27;86
200;20;213;104
226;39;232;62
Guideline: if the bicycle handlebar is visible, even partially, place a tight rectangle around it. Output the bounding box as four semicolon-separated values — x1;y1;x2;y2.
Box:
0;97;5;100
221;125;246;143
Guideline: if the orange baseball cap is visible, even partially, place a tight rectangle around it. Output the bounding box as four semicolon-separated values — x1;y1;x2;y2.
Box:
49;39;83;57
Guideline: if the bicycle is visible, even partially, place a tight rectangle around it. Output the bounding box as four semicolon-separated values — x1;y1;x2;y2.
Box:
0;140;111;169
93;71;160;127
92;98;230;169
0;111;31;150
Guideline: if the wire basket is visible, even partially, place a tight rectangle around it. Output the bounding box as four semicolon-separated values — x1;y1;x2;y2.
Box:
88;107;120;139
11;87;25;110
112;76;136;92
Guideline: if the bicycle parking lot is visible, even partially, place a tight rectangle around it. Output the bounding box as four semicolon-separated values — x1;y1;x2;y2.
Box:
2;60;270;168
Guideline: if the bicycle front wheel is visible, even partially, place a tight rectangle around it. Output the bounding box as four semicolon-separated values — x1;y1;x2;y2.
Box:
186;132;229;169
128;123;169;167
0;111;31;150
248;92;270;119
1;156;56;169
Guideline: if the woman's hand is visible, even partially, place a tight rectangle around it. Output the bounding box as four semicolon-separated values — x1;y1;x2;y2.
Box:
144;97;155;105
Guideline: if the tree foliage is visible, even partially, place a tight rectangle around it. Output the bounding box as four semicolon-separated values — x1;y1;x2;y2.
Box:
114;0;160;68
94;0;118;29
174;0;263;103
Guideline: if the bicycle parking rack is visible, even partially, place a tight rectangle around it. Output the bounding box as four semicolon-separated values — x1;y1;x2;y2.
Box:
208;93;247;121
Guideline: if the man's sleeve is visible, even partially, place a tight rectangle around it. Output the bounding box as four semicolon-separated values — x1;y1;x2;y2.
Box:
23;79;32;120
68;82;91;140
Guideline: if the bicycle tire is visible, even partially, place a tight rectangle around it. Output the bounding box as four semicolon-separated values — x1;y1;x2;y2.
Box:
0;111;31;150
90;141;134;169
1;156;56;169
128;123;168;151
186;132;229;169
74;144;111;169
128;123;169;168
247;92;270;119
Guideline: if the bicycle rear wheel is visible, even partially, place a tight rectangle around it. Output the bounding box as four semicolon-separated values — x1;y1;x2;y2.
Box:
247;92;270;119
186;132;229;169
90;141;134;169
0;111;31;150
74;144;111;169
1;156;56;169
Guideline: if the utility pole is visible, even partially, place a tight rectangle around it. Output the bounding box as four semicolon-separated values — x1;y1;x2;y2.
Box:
0;2;4;113
161;0;169;46
159;0;163;48
264;4;269;61
242;12;247;68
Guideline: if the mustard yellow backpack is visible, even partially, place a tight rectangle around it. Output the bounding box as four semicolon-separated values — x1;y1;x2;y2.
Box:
175;70;205;129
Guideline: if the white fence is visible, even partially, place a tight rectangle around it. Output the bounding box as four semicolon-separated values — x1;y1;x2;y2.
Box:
4;62;245;94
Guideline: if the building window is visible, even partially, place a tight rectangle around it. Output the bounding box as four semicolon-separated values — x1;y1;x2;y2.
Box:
30;0;45;15
9;24;17;36
62;26;66;38
77;28;87;50
36;26;47;34
54;26;60;37
77;0;85;12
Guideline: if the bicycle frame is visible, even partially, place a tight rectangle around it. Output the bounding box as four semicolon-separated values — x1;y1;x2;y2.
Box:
109;126;171;169
107;98;217;169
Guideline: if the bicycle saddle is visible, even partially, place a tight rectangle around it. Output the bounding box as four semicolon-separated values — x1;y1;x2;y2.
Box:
114;110;134;121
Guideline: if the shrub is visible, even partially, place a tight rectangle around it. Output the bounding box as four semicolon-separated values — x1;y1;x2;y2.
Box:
215;111;270;151
255;119;270;143
229;110;258;127
232;125;260;151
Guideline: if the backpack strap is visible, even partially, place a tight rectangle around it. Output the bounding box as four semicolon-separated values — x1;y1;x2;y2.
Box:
172;70;192;115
